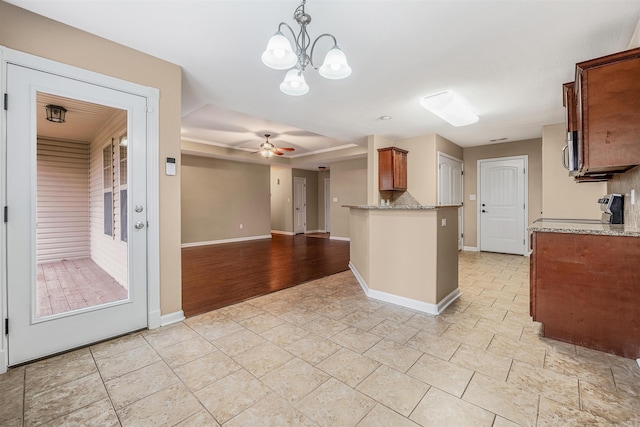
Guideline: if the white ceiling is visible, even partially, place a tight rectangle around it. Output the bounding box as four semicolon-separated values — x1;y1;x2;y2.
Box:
10;0;640;165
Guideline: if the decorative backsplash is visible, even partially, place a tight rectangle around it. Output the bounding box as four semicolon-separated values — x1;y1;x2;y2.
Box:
608;165;640;230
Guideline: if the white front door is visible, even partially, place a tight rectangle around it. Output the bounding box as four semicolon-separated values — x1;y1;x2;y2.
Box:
294;177;306;234
6;64;148;365
438;153;463;249
479;156;527;255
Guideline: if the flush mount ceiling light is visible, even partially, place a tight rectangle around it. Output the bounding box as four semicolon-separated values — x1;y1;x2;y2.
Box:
420;91;479;127
45;104;67;123
262;0;351;96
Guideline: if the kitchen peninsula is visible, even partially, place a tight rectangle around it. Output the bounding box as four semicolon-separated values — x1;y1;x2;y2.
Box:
345;204;460;315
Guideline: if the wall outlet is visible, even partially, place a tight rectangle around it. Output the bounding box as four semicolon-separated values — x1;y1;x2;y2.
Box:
239;224;243;229
333;197;338;202
441;218;447;227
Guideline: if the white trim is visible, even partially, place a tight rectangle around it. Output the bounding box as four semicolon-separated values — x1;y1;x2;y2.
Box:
463;246;479;252
271;230;295;236
477;155;529;256
637;358;640;368
160;310;185;327
349;262;461;315
437;151;464;250
181;235;272;248
330;236;350;241
0;350;6;374
0;46;7;374
146;88;161;330
304;230;325;234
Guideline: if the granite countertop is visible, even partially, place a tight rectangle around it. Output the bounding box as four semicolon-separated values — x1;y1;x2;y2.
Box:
529;218;640;237
344;204;461;210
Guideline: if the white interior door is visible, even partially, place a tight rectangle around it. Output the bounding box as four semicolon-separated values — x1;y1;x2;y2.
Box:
479;157;527;255
6;64;148;365
294;177;306;234
324;178;330;233
438;153;463;249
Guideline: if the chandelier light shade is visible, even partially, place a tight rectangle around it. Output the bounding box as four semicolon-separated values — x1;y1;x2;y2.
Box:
262;0;351;96
45;104;67;123
420;91;479;127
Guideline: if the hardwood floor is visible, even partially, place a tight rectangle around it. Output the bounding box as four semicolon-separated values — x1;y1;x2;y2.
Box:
181;234;350;317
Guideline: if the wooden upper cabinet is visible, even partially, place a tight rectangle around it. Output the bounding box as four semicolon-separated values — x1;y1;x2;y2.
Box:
378;147;408;191
562;82;577;133
575;47;640;176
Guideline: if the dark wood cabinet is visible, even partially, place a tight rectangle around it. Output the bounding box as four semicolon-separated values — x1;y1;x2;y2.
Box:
378;147;407;191
570;47;640;178
530;231;640;359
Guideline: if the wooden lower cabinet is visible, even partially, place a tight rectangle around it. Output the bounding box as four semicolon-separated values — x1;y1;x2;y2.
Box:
530;231;640;359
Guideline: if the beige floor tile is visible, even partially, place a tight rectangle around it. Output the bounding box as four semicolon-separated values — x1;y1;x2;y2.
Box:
212;328;266;357
501;311;534;327
38;397;119;427
239;312;286;333
174;410;220;426
329;326;383;354
405;313;452;336
436;309;481;328
24;373;108;427
25;349;97;394
315;301;358;320
340;310;385;331
611;363;640;397
356;365;429;416
188;316;245;341
441;323;494;350
363;339;422;373
295;378;376;427
284;334;342;365
462;373;539;427
575;345;636;368
405;330;460;360
446;298;473;313
173;350;241;392
301;315;348;338
450;344;513;381
356;403;420;427
141;322;199;350
492;415;521;427
261;357;330;403
317;348;380;387
279;308;322;326
117;382;203;427
232;342;295;378
195;369;271;424
225;394;315;427
261;322;311;347
153;335;217;368
0;366;25;393
95;344;161;382
537;396;609;427
0;381;23;424
544;351;616;390
492;298;530;314
216;301;266;322
373;305;415;323
105;360;179;409
410;387;495;427
480;288;516;302
407;353;474;398
90;333;147;360
487;333;546;368
579;380;640;425
369;319;419;344
518;330;577;356
463;303;509;322
507;361;579;408
474;317;522;339
460;293;496;307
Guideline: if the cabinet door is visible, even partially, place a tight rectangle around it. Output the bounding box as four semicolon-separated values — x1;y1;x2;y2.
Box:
392;150;407;190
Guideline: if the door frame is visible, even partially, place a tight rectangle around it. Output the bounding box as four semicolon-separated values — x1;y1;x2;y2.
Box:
437;152;464;249
0;47;161;374
293;177;306;234
476;155;528;255
324;178;330;233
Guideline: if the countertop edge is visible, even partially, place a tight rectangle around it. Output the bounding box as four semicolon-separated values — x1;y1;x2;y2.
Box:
344;204;461;210
529;225;640;238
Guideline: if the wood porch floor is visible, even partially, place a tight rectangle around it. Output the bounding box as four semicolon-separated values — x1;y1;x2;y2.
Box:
181;233;350;317
37;258;128;317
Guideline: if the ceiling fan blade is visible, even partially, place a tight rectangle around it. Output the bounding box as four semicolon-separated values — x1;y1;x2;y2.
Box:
274;151;284;156
277;147;295;152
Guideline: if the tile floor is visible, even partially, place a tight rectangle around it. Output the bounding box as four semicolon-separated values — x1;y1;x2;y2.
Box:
2;251;639;426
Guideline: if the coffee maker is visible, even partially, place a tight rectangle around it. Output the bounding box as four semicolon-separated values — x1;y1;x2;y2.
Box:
598;194;624;224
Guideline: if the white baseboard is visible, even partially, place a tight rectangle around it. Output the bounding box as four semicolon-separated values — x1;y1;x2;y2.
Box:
348;262;461;315
330;236;350;242
463;246;479;252
181;235;272;248
160;310;185;326
305;230;325;234
148;309;161;329
271;230;294;236
0;349;7;374
637;358;640;368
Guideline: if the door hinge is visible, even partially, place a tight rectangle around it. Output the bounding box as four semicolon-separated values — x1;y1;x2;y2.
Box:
461;170;464;175
461;233;464;238
524;204;526;209
4;318;7;335
3;93;7;110
3;206;7;223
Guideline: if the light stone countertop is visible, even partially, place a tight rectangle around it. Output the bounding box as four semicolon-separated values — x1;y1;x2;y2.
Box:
344;204;461;210
529;218;640;237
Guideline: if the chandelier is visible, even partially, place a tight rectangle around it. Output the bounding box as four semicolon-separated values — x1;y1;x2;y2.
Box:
261;0;351;96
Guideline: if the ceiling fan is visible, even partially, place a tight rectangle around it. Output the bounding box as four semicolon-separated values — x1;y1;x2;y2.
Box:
255;134;295;158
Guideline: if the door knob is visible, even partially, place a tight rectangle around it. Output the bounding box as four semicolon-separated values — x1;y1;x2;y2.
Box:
135;205;144;213
135;221;145;229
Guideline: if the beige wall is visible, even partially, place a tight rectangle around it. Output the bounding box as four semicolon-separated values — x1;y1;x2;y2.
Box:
181;155;271;243
270;166;293;233
542;123;606;219
293;169;319;231
463;138;542;249
608;165;640;230
0;1;183;314
330;158;368;239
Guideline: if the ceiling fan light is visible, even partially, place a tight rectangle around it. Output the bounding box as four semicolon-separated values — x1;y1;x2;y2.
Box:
420;91;479;127
261;32;298;70
280;69;309;96
318;46;351;80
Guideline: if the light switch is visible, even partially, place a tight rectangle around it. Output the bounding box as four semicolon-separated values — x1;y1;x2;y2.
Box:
333;197;338;202
469;194;476;201
441;218;447;227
